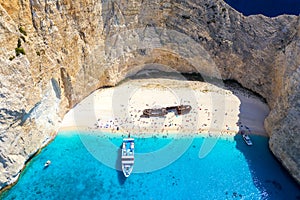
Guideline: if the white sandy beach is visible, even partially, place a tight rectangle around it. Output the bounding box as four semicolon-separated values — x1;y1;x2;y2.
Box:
59;78;270;137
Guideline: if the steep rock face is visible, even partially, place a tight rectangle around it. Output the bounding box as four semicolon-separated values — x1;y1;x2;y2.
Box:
265;35;300;181
0;0;299;189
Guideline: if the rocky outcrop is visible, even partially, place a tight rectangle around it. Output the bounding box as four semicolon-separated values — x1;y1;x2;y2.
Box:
265;35;300;181
0;0;299;189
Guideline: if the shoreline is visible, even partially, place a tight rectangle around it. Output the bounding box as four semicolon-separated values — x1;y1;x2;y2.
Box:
58;127;269;140
59;78;270;138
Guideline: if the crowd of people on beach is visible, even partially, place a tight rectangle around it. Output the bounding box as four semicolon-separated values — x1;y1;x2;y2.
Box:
89;101;252;137
60;78;267;138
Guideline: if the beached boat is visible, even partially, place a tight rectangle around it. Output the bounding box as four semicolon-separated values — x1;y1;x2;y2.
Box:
121;138;135;177
166;105;192;115
242;133;253;146
140;105;191;118
141;108;168;118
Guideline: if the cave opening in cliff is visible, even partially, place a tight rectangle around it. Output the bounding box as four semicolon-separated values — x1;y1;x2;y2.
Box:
223;79;268;104
121;63;206;82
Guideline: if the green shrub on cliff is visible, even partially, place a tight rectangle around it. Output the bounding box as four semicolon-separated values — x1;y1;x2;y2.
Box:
15;47;26;56
19;27;27;36
9;56;15;61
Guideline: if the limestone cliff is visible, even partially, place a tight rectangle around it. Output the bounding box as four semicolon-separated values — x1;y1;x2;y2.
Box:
0;0;299;189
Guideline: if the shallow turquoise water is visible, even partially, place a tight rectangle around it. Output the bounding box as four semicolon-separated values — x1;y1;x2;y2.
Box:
1;132;299;200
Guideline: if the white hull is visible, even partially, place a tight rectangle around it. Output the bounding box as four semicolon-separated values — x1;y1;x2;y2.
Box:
121;138;134;177
44;160;51;168
242;134;253;146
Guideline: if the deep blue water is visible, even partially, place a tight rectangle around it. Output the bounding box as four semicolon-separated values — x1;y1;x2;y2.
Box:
1;131;299;200
224;0;300;17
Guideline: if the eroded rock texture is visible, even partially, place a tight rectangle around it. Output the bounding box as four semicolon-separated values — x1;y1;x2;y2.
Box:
0;0;299;189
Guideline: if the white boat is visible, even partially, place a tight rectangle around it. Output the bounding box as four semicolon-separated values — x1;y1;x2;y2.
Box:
121;138;134;177
44;160;51;168
242;134;253;146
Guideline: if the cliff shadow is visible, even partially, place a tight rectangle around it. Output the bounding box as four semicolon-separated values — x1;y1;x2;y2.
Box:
120;67;205;84
231;85;300;199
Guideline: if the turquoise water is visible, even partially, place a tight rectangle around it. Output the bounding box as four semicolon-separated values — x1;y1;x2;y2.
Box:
1;132;299;200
